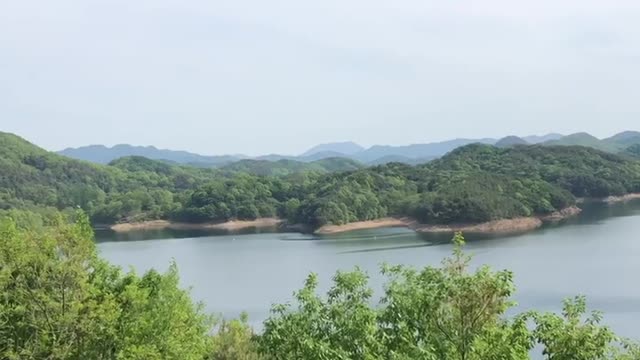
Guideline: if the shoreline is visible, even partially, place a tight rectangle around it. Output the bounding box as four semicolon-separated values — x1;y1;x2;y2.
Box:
576;193;640;204
410;217;543;234
314;206;582;235
110;218;283;233
108;203;594;236
602;193;640;204
314;218;408;235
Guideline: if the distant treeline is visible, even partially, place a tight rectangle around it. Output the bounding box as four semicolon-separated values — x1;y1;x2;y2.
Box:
2;132;640;229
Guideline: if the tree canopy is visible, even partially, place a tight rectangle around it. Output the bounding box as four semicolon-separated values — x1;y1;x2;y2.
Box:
259;234;640;360
0;211;213;359
3;132;640;230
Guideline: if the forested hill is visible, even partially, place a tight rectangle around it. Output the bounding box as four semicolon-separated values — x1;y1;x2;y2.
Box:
218;157;363;176
429;144;640;197
289;144;640;227
2;132;640;229
0;132;218;222
622;144;640;159
59;143;243;166
543;131;640;153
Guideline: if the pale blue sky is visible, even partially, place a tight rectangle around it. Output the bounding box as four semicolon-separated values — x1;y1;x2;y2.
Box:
1;0;639;155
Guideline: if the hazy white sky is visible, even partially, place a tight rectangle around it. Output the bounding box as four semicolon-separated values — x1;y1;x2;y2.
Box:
1;0;639;155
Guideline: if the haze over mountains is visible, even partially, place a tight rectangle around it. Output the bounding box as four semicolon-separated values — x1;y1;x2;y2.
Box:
544;131;640;153
301;142;365;157
495;136;530;148
58;131;640;168
59;144;246;167
58;133;560;166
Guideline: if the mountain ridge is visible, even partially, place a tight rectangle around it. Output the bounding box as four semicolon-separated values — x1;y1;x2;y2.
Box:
495;136;529;148
57;131;640;168
301;141;364;157
59;143;244;166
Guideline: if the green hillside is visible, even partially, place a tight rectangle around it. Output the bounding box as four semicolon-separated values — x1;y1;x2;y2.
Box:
312;157;364;172
544;131;640;153
219;157;363;176
0;133;219;223
291;144;640;227
543;132;612;151
430;144;640;197
495;136;529;148
603;131;640;151
3;132;640;229
621;144;640;159
1;132;299;223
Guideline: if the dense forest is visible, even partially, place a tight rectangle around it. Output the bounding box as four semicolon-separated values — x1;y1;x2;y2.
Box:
1;214;639;359
622;144;640;159
2;132;640;230
543;131;640;153
218;157;363;176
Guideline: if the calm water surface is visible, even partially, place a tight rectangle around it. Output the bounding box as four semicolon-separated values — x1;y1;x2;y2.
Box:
97;201;640;338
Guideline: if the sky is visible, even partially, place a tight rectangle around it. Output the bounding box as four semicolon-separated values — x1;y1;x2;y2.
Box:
1;0;639;156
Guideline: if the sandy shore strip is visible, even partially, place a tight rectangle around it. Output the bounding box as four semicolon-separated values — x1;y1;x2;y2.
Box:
315;217;543;235
410;217;543;234
313;206;582;235
110;218;283;232
540;206;582;221
111;206;584;235
603;193;640;204
315;218;408;235
415;206;582;233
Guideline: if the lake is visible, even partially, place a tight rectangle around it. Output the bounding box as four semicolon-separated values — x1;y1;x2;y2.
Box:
97;200;640;338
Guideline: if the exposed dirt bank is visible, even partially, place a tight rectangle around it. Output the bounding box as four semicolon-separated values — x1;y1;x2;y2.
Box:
602;193;640;204
410;217;543;234
313;206;582;235
110;218;283;233
315;218;408;235
540;206;582;222
110;206;584;235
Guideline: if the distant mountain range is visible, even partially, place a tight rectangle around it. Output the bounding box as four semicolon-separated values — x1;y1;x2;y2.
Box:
543;131;640;153
218;158;364;176
495;136;529;148
301;142;365;157
58;132;640;169
59;144;246;167
522;133;564;144
349;138;496;163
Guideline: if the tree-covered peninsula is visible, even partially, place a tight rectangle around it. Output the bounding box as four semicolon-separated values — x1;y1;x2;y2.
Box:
2;132;640;231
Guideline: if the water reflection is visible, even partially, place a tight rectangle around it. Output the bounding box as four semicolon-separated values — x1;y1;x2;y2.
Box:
95;226;282;242
338;243;436;254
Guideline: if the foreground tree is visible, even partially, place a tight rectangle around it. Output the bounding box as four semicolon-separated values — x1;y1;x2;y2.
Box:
259;233;639;360
208;313;261;360
378;233;532;360
0;212;213;359
531;295;639;360
260;270;382;359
